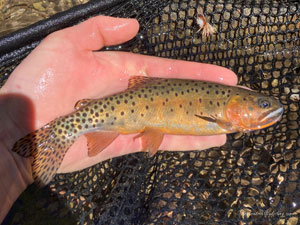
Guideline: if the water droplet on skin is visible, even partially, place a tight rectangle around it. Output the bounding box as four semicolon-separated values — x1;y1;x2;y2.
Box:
34;68;54;97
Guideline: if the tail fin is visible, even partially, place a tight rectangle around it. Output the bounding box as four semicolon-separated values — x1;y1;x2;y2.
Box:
12;122;77;186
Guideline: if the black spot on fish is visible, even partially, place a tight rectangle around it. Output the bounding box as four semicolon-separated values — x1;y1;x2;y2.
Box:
78;125;82;129
222;91;225;95
120;95;123;99
101;119;104;123
175;93;178;97
181;91;184;95
117;100;120;104
82;119;86;123
209;101;213;105
132;102;136;106
111;106;115;111
217;102;220;107
150;97;154;101
207;91;210;94
170;108;174;112
131;109;134;113
90;109;94;114
125;93;128;97
144;94;148;98
216;90;219;94
88;118;92;123
189;101;192;106
141;89;145;93
124;100;128;104
76;118;80;123
94;105;98;110
166;98;168;102
95;112;99;117
100;109;103;113
208;85;212;88
130;96;133;99
179;104;182;108
141;113;144;117
201;87;205;91
121;112;124;116
106;113;109;117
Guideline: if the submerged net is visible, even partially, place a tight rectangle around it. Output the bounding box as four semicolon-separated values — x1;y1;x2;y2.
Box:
2;0;300;224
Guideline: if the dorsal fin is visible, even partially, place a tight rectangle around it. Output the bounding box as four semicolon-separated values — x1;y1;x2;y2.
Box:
128;76;161;89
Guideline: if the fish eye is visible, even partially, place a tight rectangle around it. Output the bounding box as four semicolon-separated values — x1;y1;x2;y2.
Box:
258;99;271;109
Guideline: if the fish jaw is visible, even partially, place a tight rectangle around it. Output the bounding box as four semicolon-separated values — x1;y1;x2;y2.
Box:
254;104;284;130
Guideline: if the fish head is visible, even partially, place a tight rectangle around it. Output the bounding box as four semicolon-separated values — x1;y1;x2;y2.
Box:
225;92;283;132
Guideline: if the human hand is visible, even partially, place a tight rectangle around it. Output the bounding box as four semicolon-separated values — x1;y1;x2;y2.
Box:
1;15;237;181
0;15;237;220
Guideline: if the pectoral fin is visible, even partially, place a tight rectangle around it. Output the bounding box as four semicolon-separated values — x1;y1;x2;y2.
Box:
133;128;164;156
195;114;233;131
85;131;119;157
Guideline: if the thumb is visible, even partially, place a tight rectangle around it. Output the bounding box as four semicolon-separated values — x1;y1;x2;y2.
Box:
44;16;140;51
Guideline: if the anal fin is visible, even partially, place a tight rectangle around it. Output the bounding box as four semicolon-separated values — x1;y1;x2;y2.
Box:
85;131;119;157
134;128;164;157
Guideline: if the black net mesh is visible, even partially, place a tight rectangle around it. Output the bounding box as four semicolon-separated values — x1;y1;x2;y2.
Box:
2;0;300;224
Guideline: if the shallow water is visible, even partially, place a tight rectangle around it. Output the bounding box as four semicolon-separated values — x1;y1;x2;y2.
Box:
0;0;89;37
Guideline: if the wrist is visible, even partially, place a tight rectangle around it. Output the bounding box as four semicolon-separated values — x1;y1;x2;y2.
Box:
0;142;33;222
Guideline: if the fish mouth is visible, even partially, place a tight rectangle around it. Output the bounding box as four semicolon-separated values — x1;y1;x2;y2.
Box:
257;104;284;129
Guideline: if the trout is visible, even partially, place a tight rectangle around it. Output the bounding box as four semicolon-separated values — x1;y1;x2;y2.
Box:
12;76;283;185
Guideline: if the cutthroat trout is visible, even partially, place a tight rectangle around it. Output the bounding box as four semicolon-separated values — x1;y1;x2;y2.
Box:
12;76;283;185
